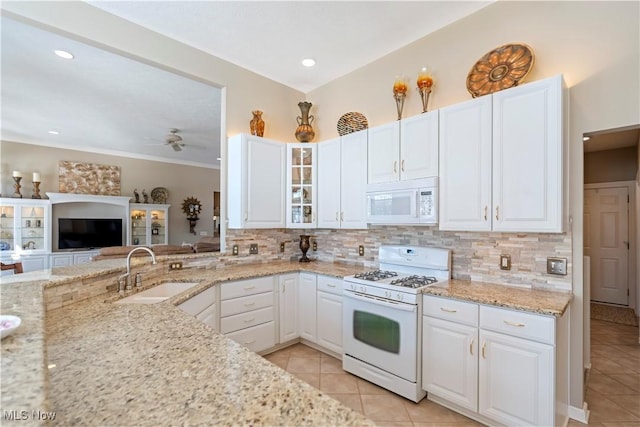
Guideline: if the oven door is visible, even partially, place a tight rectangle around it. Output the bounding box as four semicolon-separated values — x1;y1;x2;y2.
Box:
343;291;418;382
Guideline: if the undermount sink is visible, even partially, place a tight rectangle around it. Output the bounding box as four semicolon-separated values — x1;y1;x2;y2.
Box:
115;282;200;304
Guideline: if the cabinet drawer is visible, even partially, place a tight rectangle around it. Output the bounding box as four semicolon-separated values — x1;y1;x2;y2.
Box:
225;321;275;353
480;306;555;345
197;304;218;331
317;275;342;296
221;306;274;334
221;292;274;317
178;285;217;317
221;276;274;300
423;295;478;326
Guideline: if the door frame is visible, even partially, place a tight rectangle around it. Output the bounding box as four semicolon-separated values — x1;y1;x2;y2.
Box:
584;181;637;310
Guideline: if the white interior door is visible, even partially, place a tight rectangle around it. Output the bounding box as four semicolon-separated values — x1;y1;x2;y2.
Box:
584;187;629;305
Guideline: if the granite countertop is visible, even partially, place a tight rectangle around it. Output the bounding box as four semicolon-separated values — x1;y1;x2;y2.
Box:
422;278;572;316
1;258;572;425
1;259;372;426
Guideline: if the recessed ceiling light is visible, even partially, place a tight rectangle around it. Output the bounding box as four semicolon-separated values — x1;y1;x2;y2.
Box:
216;157;222;161
54;50;74;59
583;136;591;141
48;130;59;135
301;58;316;67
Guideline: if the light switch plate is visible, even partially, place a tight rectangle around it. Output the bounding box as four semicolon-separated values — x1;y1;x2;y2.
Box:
232;245;239;255
280;242;285;252
312;241;317;251
249;244;259;254
547;257;567;275
500;254;511;270
358;245;365;256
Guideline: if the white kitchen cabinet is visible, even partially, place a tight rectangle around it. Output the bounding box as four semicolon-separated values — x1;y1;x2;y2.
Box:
286;144;317;228
178;285;218;332
367;112;438;184
220;276;276;353
423;294;568;427
228;134;286;229
316;275;343;355
317;130;368;229
298;272;317;342
49;250;99;267
279;273;299;343
422;296;479;411
439;74;565;233
129;203;169;246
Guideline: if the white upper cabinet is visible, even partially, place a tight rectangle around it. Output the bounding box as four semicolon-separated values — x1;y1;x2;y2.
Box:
368;111;439;185
439;74;565;233
227;134;286;229
318;130;368;229
439;96;493;231
492;75;564;232
286;144;317;228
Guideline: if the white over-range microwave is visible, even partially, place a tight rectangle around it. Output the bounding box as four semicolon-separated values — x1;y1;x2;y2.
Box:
366;177;438;225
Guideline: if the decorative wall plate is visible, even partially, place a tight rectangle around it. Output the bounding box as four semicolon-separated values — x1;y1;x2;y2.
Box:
151;187;169;204
466;43;534;98
337;112;368;136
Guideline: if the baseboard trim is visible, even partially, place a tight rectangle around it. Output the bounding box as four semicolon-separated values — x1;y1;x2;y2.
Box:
568;403;590;424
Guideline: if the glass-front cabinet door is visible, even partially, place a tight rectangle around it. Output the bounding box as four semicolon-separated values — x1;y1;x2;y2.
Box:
0;198;51;254
129;203;169;246
286;144;317;228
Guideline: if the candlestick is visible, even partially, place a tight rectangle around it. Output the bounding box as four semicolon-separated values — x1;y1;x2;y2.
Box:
417;67;434;113
393;75;408;121
12;170;22;178
32;181;42;199
33;172;40;182
13;176;22;198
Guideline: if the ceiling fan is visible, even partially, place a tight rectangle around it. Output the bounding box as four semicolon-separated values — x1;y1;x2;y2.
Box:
163;128;185;152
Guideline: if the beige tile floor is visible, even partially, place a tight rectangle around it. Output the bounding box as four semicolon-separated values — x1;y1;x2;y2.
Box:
265;318;640;426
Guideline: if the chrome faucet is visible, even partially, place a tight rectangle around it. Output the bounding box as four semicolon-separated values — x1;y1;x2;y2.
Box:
117;247;157;293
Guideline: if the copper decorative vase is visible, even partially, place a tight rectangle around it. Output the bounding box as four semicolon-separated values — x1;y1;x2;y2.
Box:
299;235;311;262
295;102;315;142
250;110;265;137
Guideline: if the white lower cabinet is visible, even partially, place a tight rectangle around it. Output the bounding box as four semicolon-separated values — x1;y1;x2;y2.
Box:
49;250;99;267
279;273;299;343
422;295;567;427
316;275;343;355
298;273;317;342
220;276;276;353
178;285;218;332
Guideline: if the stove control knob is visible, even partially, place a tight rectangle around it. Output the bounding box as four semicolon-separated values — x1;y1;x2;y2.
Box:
360;286;366;293
350;284;356;291
396;293;403;301
385;291;391;298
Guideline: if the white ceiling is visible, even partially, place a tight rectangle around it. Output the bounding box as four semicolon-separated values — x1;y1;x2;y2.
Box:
5;1;635;168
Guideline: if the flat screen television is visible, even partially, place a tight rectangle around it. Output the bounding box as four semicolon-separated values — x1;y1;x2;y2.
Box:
58;218;123;250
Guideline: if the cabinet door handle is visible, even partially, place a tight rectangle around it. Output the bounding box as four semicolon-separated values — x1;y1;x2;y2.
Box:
244;302;256;307
401;159;405;172
470;339;474;356
484;206;488;221
340;212;344;221
440;307;457;313
327;284;336;288
495;206;499;221
482;342;486;359
393;161;397;173
504;320;526;327
336;212;339;221
244;317;255;323
244;339;256;345
244;286;256;290
244;212;248;221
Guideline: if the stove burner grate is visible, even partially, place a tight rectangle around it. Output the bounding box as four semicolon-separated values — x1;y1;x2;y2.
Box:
353;270;399;281
389;275;439;288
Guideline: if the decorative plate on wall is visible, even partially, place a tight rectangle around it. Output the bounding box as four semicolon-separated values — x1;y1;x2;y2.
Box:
151;187;169;204
466;43;535;98
337;112;368;136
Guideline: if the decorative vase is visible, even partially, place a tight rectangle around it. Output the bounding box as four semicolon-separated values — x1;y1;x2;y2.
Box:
299;234;311;262
250;110;265;137
295;102;315;142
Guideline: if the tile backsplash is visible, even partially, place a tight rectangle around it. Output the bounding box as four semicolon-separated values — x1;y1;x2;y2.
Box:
226;226;572;291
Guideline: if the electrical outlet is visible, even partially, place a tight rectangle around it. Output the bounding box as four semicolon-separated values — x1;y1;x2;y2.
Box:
199;231;208;236
232;245;239;255
358;245;365;256
499;254;511;270
547;257;567;275
250;243;259;254
312;241;317;251
169;261;183;271
280;242;285;252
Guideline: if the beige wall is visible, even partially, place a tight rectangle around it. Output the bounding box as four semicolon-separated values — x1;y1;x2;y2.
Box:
0;141;219;246
585;146;638;184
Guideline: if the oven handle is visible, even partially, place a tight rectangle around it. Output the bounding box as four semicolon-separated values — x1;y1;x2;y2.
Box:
344;291;417;312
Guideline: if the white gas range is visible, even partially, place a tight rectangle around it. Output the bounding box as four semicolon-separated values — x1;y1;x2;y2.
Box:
342;245;451;402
